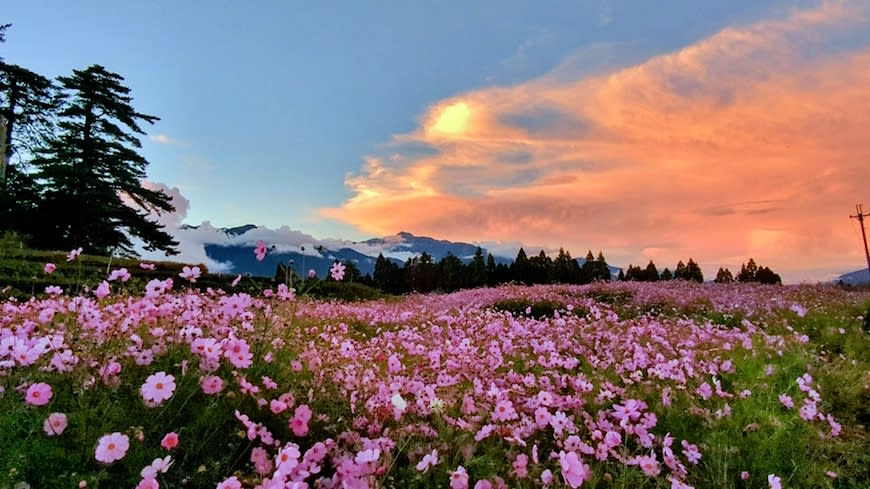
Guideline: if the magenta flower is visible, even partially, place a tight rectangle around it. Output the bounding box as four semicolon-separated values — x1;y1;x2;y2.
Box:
416;449;438;473
308;268;317;278
254;240;268;261
161;432;179;450
25;382;53;406
43;412;68;435
201;375;224;395
179;266;201;283
135;478;159;489
66;247;83;262
330;261;346;281
768;474;782;489
95;432;130;464
140;372;176;406
778;394;794;409
559;450;590;488
217;476;242;489
44;262;56;274
450;465;469;489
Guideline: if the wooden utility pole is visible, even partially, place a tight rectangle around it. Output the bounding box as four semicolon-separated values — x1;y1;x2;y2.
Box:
850;204;870;282
0;115;7;187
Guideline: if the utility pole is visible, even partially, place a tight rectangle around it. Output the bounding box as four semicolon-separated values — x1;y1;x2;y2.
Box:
0;115;7;187
850;204;870;282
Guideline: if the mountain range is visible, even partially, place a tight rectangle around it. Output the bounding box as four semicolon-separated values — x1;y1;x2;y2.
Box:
172;224;619;279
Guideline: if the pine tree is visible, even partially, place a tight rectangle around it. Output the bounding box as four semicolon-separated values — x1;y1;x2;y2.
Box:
512;247;530;284
617;269;625;281
485;253;497;286
660;267;673;280
715;267;733;283
29;65;177;255
470;246;487;287
594;251;611;282
674;260;687;280
1;61;58;235
644;260;659;282
737;258;758;282
685;258;704;282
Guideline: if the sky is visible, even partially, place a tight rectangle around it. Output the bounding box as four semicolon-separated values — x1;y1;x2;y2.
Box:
3;0;870;282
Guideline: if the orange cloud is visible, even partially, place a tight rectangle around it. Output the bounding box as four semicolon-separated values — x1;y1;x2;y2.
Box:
322;0;870;282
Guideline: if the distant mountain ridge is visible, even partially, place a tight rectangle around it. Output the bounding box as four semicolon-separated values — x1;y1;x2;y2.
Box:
183;224;617;279
837;268;870;285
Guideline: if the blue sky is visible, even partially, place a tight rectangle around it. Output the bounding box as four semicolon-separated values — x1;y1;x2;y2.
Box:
3;0;796;235
4;0;869;281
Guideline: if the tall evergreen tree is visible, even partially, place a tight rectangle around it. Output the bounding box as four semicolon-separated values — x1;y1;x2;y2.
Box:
485;253;497;286
470;246;487;287
660;267;673;280
593;251;611;282
685;258;704;282
674;260;687;280
512;247;530;284
715;267;733;283
737;258;759;282
0;61;58;235
616;269;625;281
755;266;782;285
644;260;659;282
29;65;177;254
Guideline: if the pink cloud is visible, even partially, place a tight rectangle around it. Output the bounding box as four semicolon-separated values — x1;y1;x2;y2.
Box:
322;0;870;282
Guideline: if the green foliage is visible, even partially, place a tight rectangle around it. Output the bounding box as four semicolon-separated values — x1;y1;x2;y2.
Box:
307;280;385;301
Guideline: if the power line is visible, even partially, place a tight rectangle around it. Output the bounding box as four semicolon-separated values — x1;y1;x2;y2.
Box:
849;204;870;282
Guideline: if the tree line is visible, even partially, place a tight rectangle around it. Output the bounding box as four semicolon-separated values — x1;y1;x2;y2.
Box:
280;247;614;294
1;24;179;256
618;257;781;284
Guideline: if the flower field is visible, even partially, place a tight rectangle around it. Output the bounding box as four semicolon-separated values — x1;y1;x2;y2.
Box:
2;271;870;488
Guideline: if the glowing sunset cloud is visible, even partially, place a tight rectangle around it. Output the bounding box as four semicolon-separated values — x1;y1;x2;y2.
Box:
431;102;472;136
322;0;870;282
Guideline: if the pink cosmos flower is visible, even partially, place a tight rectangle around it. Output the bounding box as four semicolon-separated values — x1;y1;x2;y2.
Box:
356;448;381;465
217;476;242;489
140;262;156;270
231;274;242;287
66;247;83;261
136;478;159;489
45;285;63;295
95;432;130;464
161;432;179;450
741;471;750;480
604;430;621;448
559;450;590;488
778;394;794;409
308;269;317;278
94;280;111;299
492;399;518;422
108;268;131;282
635;454;661;476
451;465;469;489
255;240;268;261
141;372;176;405
179;266;201;283
541;469;554;486
44;262;56;274
768;474;782;489
26;382;53;406
201;375;224;395
43;412;68;435
330;261;346;281
416;449;438;473
289;416;309;437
